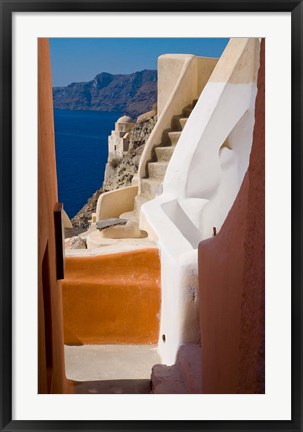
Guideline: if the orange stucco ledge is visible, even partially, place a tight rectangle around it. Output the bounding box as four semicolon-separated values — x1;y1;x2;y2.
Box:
62;248;161;345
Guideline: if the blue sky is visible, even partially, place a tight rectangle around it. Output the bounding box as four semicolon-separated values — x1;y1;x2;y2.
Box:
49;38;229;87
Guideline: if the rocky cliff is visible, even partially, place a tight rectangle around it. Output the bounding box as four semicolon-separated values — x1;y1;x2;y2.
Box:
53;70;157;119
71;113;157;229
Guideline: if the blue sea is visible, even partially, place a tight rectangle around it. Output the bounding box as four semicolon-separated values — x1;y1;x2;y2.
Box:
54;109;122;218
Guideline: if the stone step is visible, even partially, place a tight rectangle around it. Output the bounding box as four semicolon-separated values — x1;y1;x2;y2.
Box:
182;105;193;117
119;210;138;223
171;115;185;131
155;145;175;162
65;344;161;394
151;364;187;394
151;344;201;394
139;99;197;201
179;118;188;129
148;161;168;180
141;179;163;200
181;100;197;119
167;131;182;146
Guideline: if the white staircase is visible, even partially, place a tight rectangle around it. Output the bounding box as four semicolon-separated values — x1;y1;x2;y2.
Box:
140;100;197;202
121;100;197;223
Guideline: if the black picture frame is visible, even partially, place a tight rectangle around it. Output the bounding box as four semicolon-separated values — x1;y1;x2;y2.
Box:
1;1;302;431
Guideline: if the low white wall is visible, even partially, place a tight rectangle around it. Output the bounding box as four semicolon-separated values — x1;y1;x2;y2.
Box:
140;38;261;365
96;185;138;221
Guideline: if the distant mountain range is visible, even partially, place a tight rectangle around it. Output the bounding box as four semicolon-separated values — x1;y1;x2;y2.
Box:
53;69;157;119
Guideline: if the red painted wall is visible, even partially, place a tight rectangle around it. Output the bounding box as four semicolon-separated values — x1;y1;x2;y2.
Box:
198;39;265;394
38;39;67;394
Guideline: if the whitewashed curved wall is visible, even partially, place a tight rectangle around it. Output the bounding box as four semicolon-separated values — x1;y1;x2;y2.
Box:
140;38;261;364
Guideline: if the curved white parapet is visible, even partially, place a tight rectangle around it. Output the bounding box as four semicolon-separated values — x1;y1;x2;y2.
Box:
140;38;261;365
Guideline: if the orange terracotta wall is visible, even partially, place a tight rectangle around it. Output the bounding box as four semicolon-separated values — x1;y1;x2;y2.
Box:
38;39;67;393
62;249;161;345
198;39;265;394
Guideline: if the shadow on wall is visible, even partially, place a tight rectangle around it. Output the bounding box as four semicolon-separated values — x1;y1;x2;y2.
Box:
70;379;151;394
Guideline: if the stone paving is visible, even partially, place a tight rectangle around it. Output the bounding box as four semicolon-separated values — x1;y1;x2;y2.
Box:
65;344;161;394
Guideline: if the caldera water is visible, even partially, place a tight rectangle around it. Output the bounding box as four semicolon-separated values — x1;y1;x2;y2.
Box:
54;109;122;218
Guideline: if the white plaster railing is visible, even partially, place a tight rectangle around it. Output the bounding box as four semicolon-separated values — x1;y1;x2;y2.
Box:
140;38;261;365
